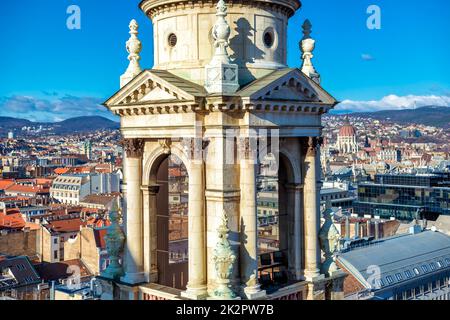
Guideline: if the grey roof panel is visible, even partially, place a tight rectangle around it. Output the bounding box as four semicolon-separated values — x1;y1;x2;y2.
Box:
337;231;450;289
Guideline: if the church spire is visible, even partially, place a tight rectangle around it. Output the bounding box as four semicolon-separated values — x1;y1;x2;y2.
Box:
120;19;143;88
300;19;321;84
205;0;239;94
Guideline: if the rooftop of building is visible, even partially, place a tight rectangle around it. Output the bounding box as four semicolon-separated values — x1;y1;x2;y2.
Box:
5;184;48;194
0;212;26;230
34;259;92;283
44;217;87;234
337;230;450;293
0;256;41;291
80;193;120;206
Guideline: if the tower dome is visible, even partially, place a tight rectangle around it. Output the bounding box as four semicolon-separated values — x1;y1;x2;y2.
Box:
337;116;358;154
139;0;302;86
338;117;357;137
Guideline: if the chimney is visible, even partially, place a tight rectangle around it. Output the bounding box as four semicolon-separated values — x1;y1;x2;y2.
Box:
374;221;380;239
410;224;422;235
345;215;351;239
355;221;360;238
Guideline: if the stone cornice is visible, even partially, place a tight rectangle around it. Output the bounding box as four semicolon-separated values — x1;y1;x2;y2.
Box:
110;100;334;116
140;0;301;19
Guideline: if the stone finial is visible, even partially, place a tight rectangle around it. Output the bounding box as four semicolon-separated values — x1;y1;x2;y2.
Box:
205;0;239;95
120;19;143;88
101;199;125;280
319;205;341;277
300;19;321;84
211;209;237;299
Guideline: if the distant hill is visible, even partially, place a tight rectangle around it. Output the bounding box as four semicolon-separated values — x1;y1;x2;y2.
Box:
348;106;450;128
0;116;119;135
0;117;33;128
52;116;120;134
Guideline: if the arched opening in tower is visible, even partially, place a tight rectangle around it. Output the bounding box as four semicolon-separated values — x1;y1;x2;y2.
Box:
256;152;294;292
155;154;189;290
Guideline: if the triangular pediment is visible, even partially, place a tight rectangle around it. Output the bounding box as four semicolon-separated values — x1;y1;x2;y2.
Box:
238;68;336;105
104;69;207;107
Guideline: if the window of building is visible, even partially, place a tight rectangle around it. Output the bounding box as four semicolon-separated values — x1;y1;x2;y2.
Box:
445;258;450;266
53;238;57;244
168;33;177;47
395;273;403;281
430;262;437;271
421;265;429;273
405;270;413;279
414;287;421;296
404;289;412;299
432;281;438;290
53;250;58;260
386;275;394;284
262;27;275;48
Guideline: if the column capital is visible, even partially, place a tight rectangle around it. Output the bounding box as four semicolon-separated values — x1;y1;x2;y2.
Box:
122;138;145;158
301;137;323;157
285;183;304;191
181;137;209;163
141;185;160;195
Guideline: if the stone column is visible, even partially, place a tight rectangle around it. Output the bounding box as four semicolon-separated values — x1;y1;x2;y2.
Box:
286;183;303;280
141;185;159;283
182;139;208;299
121;138;146;285
204;128;240;296
302;137;321;281
239;137;265;300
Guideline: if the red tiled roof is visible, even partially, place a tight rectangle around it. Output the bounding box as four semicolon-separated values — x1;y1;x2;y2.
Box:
5;184;47;194
0;212;26;230
86;217;111;228
0;179;15;190
46;218;87;233
80;194;118;207
93;228;108;249
336;261;366;296
54;168;71;175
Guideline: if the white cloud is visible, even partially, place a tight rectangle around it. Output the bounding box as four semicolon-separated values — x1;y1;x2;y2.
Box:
0;95;117;122
336;94;450;113
361;53;375;61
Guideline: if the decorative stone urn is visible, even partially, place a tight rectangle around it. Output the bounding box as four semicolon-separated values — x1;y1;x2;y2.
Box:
211;210;237;299
101;200;125;280
319;203;341;277
300;19;321;84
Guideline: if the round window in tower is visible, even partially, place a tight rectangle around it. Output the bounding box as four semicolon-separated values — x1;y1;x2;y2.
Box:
168;33;178;47
263;29;275;48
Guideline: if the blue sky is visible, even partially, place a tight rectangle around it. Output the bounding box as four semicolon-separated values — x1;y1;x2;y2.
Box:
0;0;449;121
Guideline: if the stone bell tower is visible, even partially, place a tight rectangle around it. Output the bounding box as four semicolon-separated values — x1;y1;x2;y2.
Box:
100;0;346;301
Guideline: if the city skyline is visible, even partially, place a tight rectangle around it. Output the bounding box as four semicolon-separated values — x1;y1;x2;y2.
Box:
0;0;449;121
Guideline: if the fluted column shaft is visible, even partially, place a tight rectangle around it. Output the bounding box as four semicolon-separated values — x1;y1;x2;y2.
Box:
183;156;208;299
303;137;321;280
121;139;146;285
239;136;265;299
